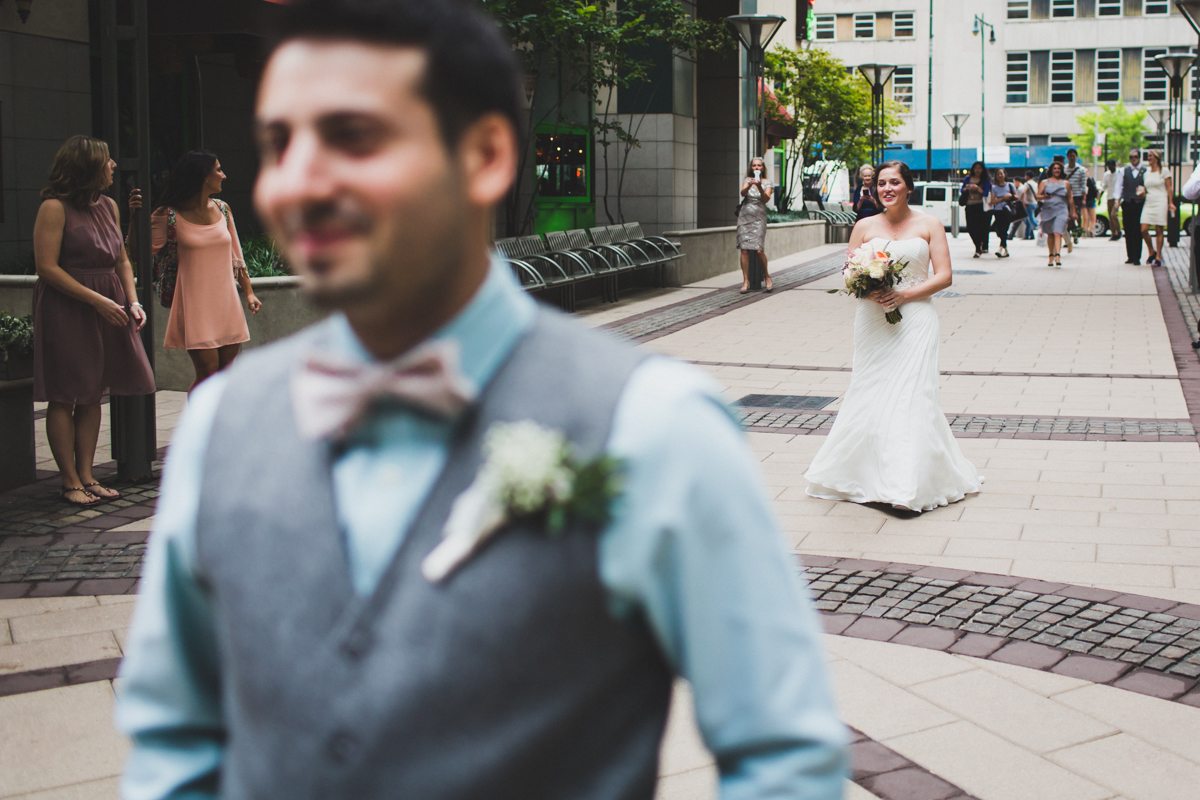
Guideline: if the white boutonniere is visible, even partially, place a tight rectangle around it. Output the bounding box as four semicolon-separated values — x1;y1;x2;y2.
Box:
421;420;623;583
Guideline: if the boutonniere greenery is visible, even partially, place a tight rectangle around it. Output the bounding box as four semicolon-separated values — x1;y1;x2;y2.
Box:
421;420;623;583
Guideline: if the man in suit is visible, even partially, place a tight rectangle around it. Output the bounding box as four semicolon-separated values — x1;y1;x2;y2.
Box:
114;1;847;798
1115;149;1148;265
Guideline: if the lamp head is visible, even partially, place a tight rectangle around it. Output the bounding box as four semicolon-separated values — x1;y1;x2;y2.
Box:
1177;1;1200;35
989;29;996;43
942;112;970;132
972;19;979;35
857;63;898;90
1153;53;1196;82
725;14;787;56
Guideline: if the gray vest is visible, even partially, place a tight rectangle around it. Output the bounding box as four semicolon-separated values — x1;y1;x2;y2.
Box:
195;309;672;800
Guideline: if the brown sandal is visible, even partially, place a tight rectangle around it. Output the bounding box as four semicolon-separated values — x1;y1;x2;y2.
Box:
60;486;101;506
82;482;120;500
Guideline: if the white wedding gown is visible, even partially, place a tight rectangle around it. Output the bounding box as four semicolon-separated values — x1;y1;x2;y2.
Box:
805;237;983;511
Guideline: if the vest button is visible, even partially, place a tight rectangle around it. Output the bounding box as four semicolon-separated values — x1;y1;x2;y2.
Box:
326;729;359;763
341;628;373;660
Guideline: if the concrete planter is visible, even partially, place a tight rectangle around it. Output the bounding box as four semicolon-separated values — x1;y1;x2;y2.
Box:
660;220;825;286
0;275;328;393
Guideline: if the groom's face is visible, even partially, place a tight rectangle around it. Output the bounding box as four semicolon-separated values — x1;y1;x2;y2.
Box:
253;40;465;311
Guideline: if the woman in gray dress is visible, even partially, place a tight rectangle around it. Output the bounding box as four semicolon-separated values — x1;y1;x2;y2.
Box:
1037;160;1075;268
737;157;773;293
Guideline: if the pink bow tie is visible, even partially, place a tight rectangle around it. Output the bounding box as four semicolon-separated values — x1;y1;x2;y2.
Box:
291;340;477;440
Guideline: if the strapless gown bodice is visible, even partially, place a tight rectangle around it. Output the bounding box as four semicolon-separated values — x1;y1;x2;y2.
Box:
804;237;982;511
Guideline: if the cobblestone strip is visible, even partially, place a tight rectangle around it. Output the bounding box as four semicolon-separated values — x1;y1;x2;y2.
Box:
1163;247;1200;338
738;408;1197;441
847;726;981;800
694;359;1172;381
801;555;1200;706
603;253;844;342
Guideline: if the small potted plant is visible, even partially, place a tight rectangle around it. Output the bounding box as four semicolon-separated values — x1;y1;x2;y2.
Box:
0;312;34;381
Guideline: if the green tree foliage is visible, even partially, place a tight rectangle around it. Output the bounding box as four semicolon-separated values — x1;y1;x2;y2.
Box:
1071;102;1149;161
764;45;900;211
484;0;729;234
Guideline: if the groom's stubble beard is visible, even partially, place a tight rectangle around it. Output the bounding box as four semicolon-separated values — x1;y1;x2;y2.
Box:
287;179;470;322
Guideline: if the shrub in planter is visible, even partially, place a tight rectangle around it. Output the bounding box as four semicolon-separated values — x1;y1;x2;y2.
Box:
242;235;290;278
0;312;34;381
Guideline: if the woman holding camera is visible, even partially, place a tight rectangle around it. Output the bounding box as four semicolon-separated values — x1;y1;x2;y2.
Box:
736;157;774;294
32;135;155;506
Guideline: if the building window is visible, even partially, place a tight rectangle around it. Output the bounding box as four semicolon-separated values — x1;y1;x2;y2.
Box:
1096;49;1121;102
815;14;836;40
854;13;875;39
1049;135;1073;144
1006;135;1029;145
1097;0;1121;15
1007;52;1030;104
892;66;914;112
893;11;915;38
1144;1;1170;13
1007;0;1030;19
1051;0;1075;18
1144;49;1167;102
1050;51;1074;103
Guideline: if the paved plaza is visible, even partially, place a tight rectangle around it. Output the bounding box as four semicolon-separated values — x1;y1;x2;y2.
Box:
3;232;1200;799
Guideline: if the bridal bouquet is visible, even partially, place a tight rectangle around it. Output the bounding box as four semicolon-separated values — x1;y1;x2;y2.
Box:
829;242;910;324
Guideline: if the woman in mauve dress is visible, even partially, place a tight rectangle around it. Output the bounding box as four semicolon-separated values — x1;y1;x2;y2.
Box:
32;135;155;506
127;151;261;391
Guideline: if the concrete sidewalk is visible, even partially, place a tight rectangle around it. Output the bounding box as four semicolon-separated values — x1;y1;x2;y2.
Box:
3;231;1200;800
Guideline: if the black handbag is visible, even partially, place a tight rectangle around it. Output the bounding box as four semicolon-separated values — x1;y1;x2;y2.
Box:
734;197;746;218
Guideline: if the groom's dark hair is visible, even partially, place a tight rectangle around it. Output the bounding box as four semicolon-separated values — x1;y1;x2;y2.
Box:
270;0;524;150
873;160;915;191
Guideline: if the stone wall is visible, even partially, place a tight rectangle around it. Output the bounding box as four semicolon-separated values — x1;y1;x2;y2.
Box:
661;219;824;285
0;276;327;392
594;113;698;236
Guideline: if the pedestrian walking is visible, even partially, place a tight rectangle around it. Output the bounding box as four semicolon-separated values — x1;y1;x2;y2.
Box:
1065;149;1088;221
30;135;155;506
988;168;1020;258
852;164;880;222
1038;160;1075;268
114;2;848;797
126;151;262;391
1115;149;1148;264
1140;150;1174;267
737;156;774;293
1018;171;1038;240
1082;174;1098;237
1102;159;1120;241
961;161;992;257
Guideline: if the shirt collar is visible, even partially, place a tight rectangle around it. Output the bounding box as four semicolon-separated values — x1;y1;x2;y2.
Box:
325;257;537;393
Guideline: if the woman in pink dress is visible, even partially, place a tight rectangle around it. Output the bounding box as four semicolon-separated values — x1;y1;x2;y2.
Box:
127;151;262;391
32;135;155;505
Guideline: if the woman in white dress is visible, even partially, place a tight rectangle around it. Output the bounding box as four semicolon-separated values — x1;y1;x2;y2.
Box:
805;161;982;511
1140;150;1174;267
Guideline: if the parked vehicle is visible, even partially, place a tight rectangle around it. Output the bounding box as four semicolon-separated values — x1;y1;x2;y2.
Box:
909;181;958;228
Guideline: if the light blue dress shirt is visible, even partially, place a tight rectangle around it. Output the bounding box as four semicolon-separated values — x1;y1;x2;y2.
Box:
115;262;848;799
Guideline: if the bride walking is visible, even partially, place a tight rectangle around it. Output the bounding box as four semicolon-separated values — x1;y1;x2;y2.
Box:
805;161;982;511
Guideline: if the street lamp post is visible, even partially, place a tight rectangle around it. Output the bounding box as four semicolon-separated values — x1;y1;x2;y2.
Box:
858;63;897;166
944;113;970;239
1154;53;1196;248
971;14;996;157
1177;2;1200;290
726;14;786;159
726;13;785;292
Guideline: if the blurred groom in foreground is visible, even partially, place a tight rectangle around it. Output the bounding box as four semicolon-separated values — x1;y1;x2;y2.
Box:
115;1;847;797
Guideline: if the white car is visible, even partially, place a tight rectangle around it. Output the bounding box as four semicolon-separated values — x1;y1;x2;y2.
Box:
909;181;959;228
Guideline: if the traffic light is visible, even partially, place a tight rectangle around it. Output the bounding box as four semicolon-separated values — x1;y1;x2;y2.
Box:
798;0;814;41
